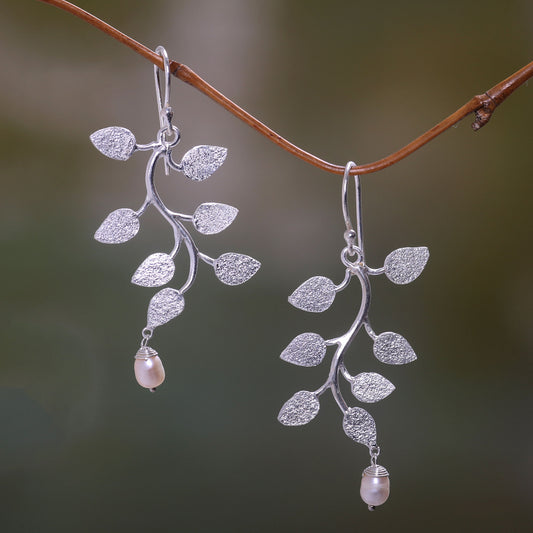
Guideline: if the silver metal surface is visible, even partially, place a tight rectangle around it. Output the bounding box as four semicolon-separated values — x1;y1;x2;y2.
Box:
131;252;176;287
90;46;260;346
373;332;417;365
343;407;377;447
146;288;185;329
154;45;172;174
90;126;136;161
288;276;336;313
193;203;238;235
350;372;395;403
277;391;320;426
384;246;429;285
180;145;228;181
135;346;158;360
94;208;140;244
363;465;389;477
214;253;261;286
280;332;327;367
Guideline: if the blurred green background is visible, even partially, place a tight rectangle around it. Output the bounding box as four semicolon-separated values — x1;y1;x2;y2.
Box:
1;1;531;532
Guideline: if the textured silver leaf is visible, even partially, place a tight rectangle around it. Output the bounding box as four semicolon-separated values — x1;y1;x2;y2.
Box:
193;203;238;235
94;208;139;244
147;288;185;329
180;145;228;181
131;253;175;287
373;332;417;365
277;391;320;426
90;127;136;161
288;276;336;313
342;407;377;447
351;372;395;403
214;253;261;285
384;246;429;285
280;333;327;367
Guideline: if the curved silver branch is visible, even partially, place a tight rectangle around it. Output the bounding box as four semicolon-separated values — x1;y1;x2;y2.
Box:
144;147;199;294
325;265;372;413
166;150;184;173
135;197;151;217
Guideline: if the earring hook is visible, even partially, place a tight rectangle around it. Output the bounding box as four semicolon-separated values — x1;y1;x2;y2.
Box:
342;161;364;259
154;45;173;134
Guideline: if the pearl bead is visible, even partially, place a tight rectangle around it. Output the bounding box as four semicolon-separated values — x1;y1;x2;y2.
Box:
360;470;390;507
134;354;165;390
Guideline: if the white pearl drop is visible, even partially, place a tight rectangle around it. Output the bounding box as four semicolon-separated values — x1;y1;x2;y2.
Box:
134;355;165;390
360;473;390;507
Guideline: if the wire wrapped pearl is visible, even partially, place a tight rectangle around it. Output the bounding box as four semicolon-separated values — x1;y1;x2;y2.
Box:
360;464;390;509
134;346;165;391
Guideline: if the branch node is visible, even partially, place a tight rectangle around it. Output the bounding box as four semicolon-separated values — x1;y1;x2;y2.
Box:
472;93;498;131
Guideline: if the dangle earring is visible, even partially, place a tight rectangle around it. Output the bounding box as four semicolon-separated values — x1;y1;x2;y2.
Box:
90;47;260;391
277;161;429;509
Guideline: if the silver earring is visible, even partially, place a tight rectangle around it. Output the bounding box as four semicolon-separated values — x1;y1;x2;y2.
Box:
277;161;429;510
90;46;260;391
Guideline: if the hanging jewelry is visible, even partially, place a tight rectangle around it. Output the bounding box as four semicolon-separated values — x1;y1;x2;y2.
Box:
277;161;429;510
90;46;260;391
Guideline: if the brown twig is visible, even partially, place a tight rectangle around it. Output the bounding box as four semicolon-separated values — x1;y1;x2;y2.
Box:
39;0;532;176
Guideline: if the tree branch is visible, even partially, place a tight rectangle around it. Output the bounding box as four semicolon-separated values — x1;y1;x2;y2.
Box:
39;0;532;176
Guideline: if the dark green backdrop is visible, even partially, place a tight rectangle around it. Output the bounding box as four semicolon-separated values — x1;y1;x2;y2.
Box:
1;1;531;532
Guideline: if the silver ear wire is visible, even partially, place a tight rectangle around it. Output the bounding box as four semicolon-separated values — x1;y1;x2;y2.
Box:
154;45;172;133
341;161;363;259
154;46;174;174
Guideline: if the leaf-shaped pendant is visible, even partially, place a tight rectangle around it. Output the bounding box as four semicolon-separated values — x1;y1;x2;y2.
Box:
90;127;136;161
147;288;185;329
342;407;377;447
193;203;238;235
280;332;327;367
214;253;261;285
131;253;175;287
94;208;140;244
384;246;429;285
373;332;417;365
350;372;395;403
288;276;336;313
180;145;228;181
277;391;320;426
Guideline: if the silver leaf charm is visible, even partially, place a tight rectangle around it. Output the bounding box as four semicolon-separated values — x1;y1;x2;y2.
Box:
147;288;185;329
94;208;140;244
280;333;327;367
90;127;136;161
373;332;417;365
131;253;175;287
342;407;377;447
384;246;429;285
350;372;395;403
278;391;320;426
214;253;261;286
180;145;228;181
193;203;238;235
288;276;336;313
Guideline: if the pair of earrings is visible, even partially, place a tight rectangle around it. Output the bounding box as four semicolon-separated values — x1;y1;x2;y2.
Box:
90;47;429;510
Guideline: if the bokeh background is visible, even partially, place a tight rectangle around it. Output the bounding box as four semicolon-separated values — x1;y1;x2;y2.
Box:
0;1;531;532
